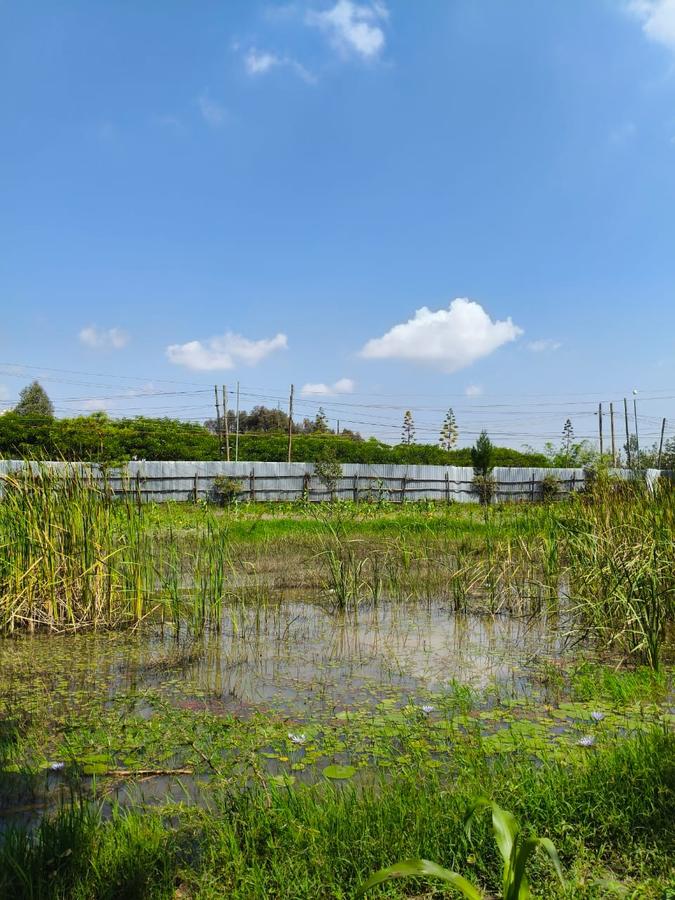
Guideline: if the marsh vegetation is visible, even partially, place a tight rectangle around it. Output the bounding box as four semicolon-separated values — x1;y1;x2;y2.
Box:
0;468;673;897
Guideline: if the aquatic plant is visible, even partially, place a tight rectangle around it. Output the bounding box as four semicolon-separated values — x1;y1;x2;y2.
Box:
358;798;564;898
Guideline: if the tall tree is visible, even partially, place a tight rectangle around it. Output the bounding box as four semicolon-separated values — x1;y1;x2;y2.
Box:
439;407;459;450
14;381;54;418
471;429;494;477
401;410;416;445
313;407;329;434
561;419;574;464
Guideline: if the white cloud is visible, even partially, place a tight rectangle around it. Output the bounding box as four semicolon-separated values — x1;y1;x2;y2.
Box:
609;121;637;145
244;48;316;82
628;0;675;51
166;331;288;371
81;398;110;412
307;0;388;60
465;384;483;397
527;339;562;353
360;299;523;372
79;326;129;350
300;377;355;396
197;94;228;128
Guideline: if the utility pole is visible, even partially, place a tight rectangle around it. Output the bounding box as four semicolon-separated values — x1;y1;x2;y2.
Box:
222;385;230;462
598;402;603;457
633;391;640;468
235;381;240;463
214;385;223;458
287;383;294;463
657;417;666;469
623;397;631;468
609;402;616;466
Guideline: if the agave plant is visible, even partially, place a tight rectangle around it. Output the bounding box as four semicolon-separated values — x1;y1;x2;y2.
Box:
357;798;564;898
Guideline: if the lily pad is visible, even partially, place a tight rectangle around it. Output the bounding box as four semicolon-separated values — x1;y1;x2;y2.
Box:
323;764;357;780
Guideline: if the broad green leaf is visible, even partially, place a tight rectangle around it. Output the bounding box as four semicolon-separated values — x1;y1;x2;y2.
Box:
322;764;357;780
356;859;484;898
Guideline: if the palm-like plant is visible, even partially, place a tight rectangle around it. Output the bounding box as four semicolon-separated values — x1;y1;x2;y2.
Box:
357;798;564;898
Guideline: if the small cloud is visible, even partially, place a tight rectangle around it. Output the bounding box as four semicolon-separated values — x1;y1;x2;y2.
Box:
465;384;483;397
197;94;228;128
628;0;675;52
81;398;110;412
609;121;636;145
300;377;355;396
244;47;316;82
166;331;288;371
360;299;523;373
97;120;117;142
79;326;129;350
527;339;562;353
152;114;184;133
307;0;388;60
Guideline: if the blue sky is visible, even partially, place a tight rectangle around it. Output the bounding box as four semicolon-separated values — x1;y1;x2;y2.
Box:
1;0;674;449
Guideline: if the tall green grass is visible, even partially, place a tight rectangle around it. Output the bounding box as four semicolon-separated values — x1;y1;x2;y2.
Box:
556;479;675;669
1;729;672;898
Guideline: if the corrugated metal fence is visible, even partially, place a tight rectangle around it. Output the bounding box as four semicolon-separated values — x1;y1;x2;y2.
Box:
0;459;670;503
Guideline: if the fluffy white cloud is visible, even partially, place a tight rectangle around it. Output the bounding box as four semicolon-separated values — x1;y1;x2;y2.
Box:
300;377;355;396
197;94;227;127
628;0;675;50
307;0;388;60
244;48;315;82
465;384;483;397
360;299;522;372
527;339;562;353
166;331;288;371
79;326;129;350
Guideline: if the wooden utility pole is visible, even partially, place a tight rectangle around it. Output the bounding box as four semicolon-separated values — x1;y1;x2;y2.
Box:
287;383;294;463
222;385;230;462
657;418;666;469
609;402;616;465
633;396;640;468
623;397;631;468
598;402;603;457
214;385;223;458
235;381;240;463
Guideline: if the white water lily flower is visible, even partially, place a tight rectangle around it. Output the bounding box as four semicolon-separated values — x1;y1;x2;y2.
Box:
288;733;306;745
49;762;65;771
420;705;435;715
590;711;605;722
577;735;595;747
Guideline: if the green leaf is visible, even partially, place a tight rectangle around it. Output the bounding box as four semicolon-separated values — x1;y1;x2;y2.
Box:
356;859;484;898
322;764;357;780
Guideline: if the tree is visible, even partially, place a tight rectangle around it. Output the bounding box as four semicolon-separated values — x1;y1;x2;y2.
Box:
401;410;416;445
439;408;459;450
471;430;494;477
313;407;329;434
471;429;495;505
561;419;574;464
14;381;54;418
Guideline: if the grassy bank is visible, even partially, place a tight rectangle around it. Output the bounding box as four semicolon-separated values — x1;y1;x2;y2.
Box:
1;729;672;899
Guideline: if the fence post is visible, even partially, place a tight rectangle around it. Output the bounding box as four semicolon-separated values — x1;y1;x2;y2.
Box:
303;471;311;501
135;470;142;511
401;474;407;503
193;471;199;503
249;467;256;502
353;473;358;502
530;474;535;503
445;471;450;504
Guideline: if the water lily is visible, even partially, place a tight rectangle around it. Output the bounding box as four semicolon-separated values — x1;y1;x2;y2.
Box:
420;705;435;715
577;735;595;747
49;762;65;771
590;711;605;722
288;733;306;745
